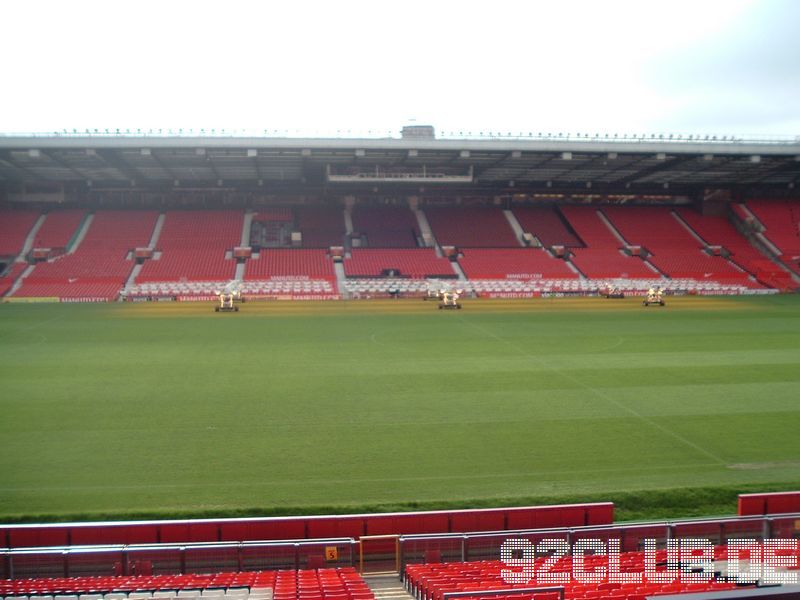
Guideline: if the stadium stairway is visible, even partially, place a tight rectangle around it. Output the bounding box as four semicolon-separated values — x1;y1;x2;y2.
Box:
364;575;414;600
595;210;628;246
68;214;94;254
148;214;166;248
450;259;468;283
5;264;34;297
334;261;348;295
241;211;254;247
344;209;355;236
502;210;527;247
20;213;46;259
413;209;436;248
125;263;143;292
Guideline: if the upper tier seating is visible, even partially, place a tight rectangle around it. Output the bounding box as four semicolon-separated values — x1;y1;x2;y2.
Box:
344;249;454;278
32;209;86;249
602;206;756;285
296;207;346;248
0;210;39;256
252;208;293;223
675;207;768;276
559;206;620;249
351;205;420;248
457;248;578;280
746;200;800;256
0;263;28;296
746;200;800;276
245;249;336;280
558;207;655;278
251;208;294;248
137;210;242;282
425;208;519;247
512;207;582;248
15;211;159;300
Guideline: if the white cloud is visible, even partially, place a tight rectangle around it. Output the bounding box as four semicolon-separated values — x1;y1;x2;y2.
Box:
0;0;796;136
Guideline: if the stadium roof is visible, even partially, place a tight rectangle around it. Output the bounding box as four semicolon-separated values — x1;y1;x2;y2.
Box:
1;131;799;192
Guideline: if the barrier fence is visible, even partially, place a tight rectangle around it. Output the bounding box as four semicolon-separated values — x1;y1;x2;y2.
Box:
0;504;614;549
397;513;800;572
2;513;799;580
0;539;356;580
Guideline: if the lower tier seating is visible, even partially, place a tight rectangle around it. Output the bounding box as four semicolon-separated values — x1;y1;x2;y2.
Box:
0;568;372;600
344;249;454;278
125;280;337;299
457;248;578;280
245;249;336;280
136;250;237;283
568;250;657;279
11;279;122;301
405;554;744;600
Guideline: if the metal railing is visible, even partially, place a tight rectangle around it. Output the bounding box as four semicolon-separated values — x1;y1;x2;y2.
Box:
2;512;799;580
398;513;800;570
0;538;356;580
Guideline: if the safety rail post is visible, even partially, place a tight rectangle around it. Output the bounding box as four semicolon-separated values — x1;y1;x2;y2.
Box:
461;534;467;562
180;545;187;574
294;543;300;570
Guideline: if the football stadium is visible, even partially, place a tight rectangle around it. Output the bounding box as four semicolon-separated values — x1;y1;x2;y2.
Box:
2;2;800;600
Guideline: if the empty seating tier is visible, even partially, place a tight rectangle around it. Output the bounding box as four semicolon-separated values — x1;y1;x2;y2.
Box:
0;210;39;256
14;211;159;300
296;207;346;248
568;250;655;279
0;568;372;600
512;207;582;248
405;552;745;600
425;208;519;247
350;206;420;248
32;210;86;249
746;200;800;257
137;211;242;283
245;249;336;280
559;207;620;249
602;206;757;285
344;249;454;278
746;200;800;276
675;207;767;276
457;248;578;280
252;208;293;223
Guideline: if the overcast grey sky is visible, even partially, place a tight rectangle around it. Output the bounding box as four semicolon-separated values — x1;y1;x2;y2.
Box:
1;0;798;137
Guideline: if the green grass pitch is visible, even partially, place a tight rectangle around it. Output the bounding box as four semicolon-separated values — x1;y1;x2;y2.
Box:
1;295;799;523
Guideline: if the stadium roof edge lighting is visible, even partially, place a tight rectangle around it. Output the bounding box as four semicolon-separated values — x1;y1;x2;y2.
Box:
0;128;799;144
1;133;799;157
